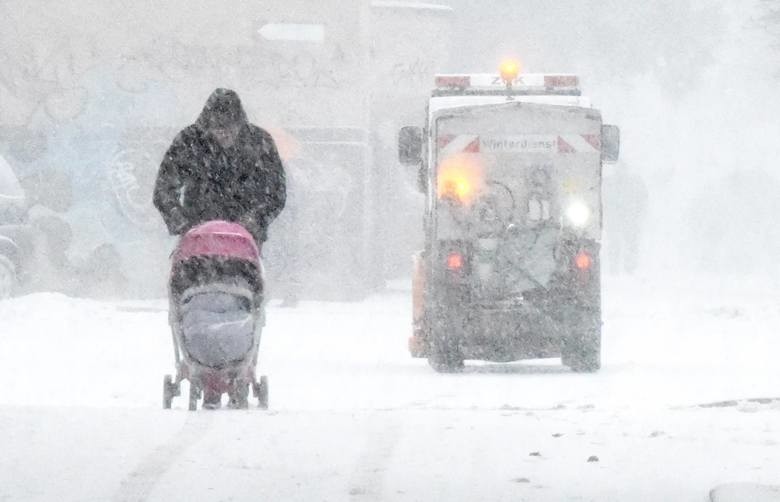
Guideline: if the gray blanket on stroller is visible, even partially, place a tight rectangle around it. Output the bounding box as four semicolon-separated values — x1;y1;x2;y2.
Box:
180;291;255;368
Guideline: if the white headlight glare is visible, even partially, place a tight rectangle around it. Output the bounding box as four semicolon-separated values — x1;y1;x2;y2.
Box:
566;201;591;227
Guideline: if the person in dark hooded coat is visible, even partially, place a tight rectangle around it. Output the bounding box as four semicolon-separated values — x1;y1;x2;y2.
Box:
153;88;286;245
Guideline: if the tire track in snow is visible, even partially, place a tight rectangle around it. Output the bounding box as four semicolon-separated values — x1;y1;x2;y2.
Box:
113;413;215;502
348;414;404;501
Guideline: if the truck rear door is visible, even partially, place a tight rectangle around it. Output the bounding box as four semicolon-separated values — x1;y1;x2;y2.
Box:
432;101;603;295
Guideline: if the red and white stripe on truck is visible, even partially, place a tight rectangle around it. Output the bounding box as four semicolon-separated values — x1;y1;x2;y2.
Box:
437;134;602;156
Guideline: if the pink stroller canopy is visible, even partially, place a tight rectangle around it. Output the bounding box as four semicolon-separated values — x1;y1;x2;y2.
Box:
173;221;260;265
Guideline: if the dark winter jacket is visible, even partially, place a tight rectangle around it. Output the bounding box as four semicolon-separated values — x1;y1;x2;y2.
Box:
153;88;286;243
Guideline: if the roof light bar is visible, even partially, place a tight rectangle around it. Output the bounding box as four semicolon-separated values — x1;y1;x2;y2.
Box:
434;73;580;93
435;75;471;89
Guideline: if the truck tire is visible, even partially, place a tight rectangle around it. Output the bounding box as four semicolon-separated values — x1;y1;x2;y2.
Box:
427;306;465;373
426;288;468;372
561;305;601;373
428;332;465;373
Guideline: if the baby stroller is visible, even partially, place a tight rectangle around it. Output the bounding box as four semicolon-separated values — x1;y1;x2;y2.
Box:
162;220;268;410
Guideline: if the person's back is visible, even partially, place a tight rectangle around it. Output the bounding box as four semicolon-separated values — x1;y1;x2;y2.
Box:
153;88;287;245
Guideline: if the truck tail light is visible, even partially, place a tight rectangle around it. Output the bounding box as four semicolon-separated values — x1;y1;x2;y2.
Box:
446;251;465;271
440;241;471;280
574;250;592;271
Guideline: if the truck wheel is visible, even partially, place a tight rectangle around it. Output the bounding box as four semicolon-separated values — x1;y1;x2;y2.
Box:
427;300;466;373
563;332;600;372
0;256;16;300
562;308;601;373
428;332;464;373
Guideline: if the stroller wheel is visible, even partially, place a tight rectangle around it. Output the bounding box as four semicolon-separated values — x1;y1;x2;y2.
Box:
253;375;269;410
163;375;175;409
202;387;221;410
228;381;249;409
188;383;200;411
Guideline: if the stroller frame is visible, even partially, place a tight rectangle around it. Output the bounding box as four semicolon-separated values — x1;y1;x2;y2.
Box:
162;221;268;410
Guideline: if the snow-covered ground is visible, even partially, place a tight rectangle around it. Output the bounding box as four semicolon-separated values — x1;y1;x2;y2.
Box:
1;274;779;501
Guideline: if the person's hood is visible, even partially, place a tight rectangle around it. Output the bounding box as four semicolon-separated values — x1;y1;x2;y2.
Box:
195;88;248;132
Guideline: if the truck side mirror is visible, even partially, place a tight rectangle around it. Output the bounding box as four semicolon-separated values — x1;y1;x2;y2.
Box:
398;126;423;166
601;124;620;163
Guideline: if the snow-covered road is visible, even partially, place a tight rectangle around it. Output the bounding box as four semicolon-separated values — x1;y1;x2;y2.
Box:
1;275;779;501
